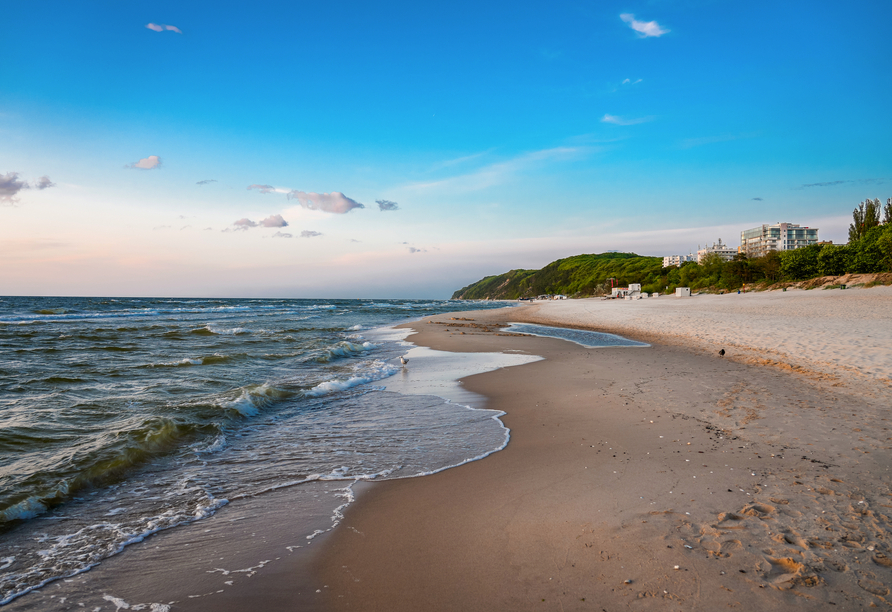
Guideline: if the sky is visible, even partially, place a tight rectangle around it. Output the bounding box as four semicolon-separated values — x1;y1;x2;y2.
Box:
2;0;890;298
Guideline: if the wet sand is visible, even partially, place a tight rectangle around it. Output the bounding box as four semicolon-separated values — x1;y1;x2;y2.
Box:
313;293;892;610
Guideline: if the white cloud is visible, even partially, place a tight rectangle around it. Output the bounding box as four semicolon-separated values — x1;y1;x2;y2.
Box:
621;78;643;86
620;13;669;38
376;199;400;211
196;179;216;185
271;231;293;238
408;247;427;254
300;230;323;238
287;191;365;214
146;23;182;34
127;155;162;170
601;114;653;126
259;214;288;228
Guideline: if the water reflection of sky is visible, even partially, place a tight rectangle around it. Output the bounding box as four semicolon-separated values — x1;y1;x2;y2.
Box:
504;323;649;349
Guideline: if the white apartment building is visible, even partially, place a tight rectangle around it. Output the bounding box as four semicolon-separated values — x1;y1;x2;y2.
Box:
697;238;737;264
740;222;819;258
662;254;696;267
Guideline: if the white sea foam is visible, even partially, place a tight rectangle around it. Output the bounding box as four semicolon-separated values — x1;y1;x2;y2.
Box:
305;360;399;397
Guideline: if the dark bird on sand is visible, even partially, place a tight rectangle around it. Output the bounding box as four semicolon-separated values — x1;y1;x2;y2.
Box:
718;349;725;357
399;356;409;366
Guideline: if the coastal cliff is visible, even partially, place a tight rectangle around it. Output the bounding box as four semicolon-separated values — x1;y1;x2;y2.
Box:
451;252;663;300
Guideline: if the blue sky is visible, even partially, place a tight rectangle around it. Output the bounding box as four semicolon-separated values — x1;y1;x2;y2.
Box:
2;0;890;297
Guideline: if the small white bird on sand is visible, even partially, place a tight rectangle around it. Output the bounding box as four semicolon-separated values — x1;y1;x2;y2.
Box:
399;356;409;366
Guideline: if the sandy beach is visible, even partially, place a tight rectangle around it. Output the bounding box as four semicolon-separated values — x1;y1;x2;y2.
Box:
5;287;891;611
313;287;892;611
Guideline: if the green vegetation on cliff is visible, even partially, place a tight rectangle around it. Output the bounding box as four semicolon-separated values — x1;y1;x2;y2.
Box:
451;253;663;299
452;197;892;300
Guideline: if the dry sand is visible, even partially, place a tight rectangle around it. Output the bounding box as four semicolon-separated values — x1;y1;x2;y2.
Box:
314;287;892;611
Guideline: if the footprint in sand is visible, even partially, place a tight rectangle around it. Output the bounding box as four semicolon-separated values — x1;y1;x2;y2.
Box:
740;502;776;519
858;578;890;596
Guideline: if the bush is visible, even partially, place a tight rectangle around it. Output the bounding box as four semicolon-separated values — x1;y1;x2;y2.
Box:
779;244;822;280
817;244;849;276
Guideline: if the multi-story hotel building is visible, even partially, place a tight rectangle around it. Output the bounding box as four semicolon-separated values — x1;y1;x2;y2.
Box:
662;254;696;267
697;239;737;264
739;222;819;258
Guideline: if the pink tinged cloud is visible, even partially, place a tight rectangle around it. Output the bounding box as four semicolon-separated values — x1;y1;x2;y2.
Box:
232;218;258;230
146;23;183;33
620;13;669;38
300;230;323;238
34;176;55;189
287;191;364;214
1;172;55;204
127;155;162;170
260;214;288;228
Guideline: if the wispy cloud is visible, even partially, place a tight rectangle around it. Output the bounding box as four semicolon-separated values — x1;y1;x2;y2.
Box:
196;179;217;185
259;214;288;228
127;155;162;170
408;246;427;254
405;146;585;194
146;23;182;34
300;230;323;238
620;13;669;38
622;78;643;86
247;184;276;194
601;114;652;126
799;178;886;189
427;150;493;173
287;191;365;214
1;172;56;204
271;231;293;238
376;199;400;211
752;197;763;201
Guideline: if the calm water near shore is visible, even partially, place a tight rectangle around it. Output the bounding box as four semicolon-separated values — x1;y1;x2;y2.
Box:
0;296;513;604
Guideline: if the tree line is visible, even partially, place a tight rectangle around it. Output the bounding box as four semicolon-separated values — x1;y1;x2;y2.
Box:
655;197;892;293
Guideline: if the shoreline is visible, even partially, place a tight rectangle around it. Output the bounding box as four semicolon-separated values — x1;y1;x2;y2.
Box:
312;290;892;610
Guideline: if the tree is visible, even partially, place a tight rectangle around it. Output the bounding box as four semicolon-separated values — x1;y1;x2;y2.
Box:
780;244;822;280
884;198;892;225
817;243;849;276
849;197;882;242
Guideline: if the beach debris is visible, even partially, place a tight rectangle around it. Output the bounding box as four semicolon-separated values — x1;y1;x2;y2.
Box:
624;579;633;584
719;348;726;357
673;565;680;570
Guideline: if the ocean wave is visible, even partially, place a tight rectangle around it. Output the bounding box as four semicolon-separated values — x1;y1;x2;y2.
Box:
224;383;296;417
304;360;399;397
312;340;374;363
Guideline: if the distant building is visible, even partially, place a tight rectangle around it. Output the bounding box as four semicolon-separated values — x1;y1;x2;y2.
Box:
675;287;691;297
662;254;696;267
697;239;737;264
740;222;819;258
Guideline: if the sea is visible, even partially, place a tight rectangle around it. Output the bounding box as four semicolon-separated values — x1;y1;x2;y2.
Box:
0;296;524;605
